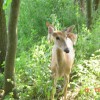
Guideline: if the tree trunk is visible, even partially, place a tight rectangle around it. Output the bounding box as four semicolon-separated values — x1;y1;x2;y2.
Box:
94;0;100;11
79;0;85;15
74;0;85;13
86;0;92;29
4;0;20;98
0;0;7;73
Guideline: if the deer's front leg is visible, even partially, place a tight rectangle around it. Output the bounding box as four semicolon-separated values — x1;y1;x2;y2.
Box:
51;75;57;100
63;75;69;100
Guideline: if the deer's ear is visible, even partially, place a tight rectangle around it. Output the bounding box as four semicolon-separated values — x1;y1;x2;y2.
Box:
46;22;55;42
62;25;75;33
48;26;54;34
46;22;54;34
46;22;50;27
67;25;75;33
67;33;77;45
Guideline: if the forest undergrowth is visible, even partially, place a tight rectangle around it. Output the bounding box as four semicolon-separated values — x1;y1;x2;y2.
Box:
0;0;100;100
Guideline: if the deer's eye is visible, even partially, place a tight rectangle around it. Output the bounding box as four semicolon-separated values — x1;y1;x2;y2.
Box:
56;37;60;40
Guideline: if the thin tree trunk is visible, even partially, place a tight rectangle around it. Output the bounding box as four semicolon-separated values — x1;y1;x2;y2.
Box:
4;0;20;98
86;0;92;29
94;0;100;11
0;0;7;73
80;0;85;15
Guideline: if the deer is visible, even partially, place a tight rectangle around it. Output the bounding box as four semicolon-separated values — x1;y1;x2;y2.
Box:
46;22;77;100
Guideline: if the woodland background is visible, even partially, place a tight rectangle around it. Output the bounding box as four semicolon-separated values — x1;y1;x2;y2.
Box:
0;0;100;100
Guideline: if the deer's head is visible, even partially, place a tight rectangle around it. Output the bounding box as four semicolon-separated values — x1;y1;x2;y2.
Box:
46;22;77;53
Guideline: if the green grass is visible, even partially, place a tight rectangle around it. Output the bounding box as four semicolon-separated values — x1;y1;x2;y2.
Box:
1;0;100;99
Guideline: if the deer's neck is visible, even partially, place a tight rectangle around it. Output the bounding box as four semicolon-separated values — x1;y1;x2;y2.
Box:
56;48;65;66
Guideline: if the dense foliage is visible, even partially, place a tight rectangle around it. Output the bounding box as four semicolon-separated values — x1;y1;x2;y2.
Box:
0;0;100;99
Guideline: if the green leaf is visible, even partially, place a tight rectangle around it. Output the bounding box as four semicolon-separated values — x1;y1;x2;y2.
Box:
3;0;12;10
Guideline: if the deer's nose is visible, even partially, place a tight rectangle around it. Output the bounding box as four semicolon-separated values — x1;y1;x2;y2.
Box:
64;48;69;53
